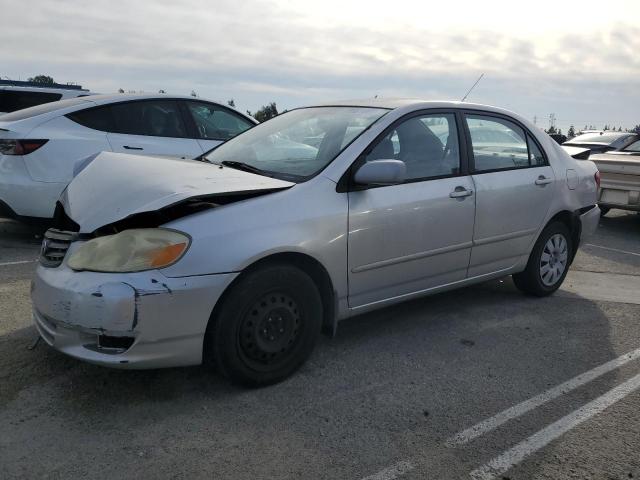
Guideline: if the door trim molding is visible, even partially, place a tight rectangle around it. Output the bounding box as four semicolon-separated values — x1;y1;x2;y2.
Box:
351;241;473;273
472;227;538;247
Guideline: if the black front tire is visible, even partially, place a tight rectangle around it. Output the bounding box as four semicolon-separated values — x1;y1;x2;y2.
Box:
513;222;573;297
206;264;322;387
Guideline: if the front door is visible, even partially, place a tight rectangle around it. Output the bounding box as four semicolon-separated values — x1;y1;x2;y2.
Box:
347;112;476;308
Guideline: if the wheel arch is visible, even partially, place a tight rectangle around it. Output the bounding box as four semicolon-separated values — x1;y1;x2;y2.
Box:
545;210;582;263
203;251;337;363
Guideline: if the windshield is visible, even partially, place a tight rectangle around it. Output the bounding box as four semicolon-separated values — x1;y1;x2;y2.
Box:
205;106;388;181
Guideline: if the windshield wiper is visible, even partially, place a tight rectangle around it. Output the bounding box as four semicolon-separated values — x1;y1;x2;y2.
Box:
220;160;270;177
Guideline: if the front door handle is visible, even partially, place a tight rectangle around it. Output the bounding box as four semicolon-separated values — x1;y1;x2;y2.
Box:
449;186;474;198
123;145;144;150
535;175;553;186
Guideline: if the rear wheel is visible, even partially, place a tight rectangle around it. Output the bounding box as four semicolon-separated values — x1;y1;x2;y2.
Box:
206;264;322;387
513;222;572;296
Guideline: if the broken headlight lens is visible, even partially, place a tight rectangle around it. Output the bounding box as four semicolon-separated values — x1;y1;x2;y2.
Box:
67;229;190;273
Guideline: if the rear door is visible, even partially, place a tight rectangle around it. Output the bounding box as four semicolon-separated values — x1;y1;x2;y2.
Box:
106;100;203;157
182;100;255;153
347;111;476;308
463;112;555;277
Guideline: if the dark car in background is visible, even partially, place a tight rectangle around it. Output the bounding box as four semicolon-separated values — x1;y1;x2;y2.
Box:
0;80;93;115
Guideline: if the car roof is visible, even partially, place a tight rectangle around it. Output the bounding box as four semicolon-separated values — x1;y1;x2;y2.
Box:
0;93;257;124
306;98;520;115
86;93;221;105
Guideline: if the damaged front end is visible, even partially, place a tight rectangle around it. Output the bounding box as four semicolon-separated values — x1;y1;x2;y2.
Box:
32;250;237;368
31;152;294;367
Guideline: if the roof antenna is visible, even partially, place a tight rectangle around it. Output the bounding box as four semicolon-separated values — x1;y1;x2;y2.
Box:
461;73;484;102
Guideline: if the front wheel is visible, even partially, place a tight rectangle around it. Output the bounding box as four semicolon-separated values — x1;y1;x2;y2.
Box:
206;264;323;387
513;222;573;297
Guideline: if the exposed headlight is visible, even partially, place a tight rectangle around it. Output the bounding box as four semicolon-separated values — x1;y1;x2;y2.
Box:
67;229;190;273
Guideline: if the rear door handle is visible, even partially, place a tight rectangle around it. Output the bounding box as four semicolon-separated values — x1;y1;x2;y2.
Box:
123;145;144;151
535;175;553;186
449;187;474;198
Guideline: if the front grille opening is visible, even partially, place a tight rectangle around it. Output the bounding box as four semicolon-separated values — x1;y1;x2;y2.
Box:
97;335;135;351
39;228;77;268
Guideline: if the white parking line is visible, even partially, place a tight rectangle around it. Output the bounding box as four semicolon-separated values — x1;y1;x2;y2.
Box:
360;461;414;480
469;372;640;480
447;347;640;446
0;259;36;267
585;243;640;257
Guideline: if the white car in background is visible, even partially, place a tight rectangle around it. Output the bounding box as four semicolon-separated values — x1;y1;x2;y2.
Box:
0;80;94;115
0;94;257;220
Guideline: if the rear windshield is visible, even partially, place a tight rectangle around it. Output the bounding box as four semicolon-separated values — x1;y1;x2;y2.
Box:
0;90;62;114
0;96;92;121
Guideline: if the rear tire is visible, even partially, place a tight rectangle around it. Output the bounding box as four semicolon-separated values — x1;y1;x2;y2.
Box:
513;222;573;297
206;264;322;387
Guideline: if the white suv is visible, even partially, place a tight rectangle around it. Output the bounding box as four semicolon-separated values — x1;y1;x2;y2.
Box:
0;94;257;220
0;81;93;115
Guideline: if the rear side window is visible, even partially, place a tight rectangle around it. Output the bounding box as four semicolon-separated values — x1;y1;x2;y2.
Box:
110;100;187;138
67;106;114;131
466;114;545;172
0;91;62;113
185;101;253;140
0;96;90;121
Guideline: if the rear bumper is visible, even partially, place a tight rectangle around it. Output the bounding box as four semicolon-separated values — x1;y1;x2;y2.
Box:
579;205;600;242
0;153;64;218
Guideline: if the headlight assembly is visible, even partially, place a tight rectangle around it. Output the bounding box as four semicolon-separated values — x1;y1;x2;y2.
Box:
67;229;190;273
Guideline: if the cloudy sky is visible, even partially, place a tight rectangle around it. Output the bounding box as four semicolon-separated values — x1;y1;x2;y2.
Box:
3;0;639;131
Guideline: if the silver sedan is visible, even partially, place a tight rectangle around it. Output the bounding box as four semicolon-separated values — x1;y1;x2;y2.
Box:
31;99;600;385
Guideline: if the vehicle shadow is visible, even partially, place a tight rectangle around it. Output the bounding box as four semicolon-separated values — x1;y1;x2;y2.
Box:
1;272;629;479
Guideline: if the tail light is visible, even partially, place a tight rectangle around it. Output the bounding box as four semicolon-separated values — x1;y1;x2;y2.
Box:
0;139;48;155
594;170;601;188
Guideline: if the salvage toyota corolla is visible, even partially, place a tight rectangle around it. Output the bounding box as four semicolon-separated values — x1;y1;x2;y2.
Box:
31;99;600;386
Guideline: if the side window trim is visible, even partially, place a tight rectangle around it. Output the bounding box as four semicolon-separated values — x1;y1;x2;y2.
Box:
461;110;549;174
338;108;468;192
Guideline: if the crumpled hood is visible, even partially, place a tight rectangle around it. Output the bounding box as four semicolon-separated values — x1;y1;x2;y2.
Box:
62;151;294;233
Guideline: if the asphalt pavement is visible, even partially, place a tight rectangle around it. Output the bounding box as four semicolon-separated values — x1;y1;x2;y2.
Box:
1;212;639;479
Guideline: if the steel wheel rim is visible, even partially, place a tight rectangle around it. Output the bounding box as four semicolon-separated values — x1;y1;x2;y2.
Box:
539;233;568;286
239;292;301;367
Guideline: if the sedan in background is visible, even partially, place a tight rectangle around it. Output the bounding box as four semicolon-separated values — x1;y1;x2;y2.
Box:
32;100;600;386
590;150;640;215
563;131;639;154
0;94;256;220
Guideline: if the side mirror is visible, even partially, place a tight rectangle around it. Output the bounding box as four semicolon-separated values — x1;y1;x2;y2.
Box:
354;159;406;186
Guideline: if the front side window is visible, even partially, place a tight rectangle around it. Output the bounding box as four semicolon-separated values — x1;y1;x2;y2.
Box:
185;102;253;140
364;113;460;181
205;106;388;181
466;115;533;172
110;100;187;138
